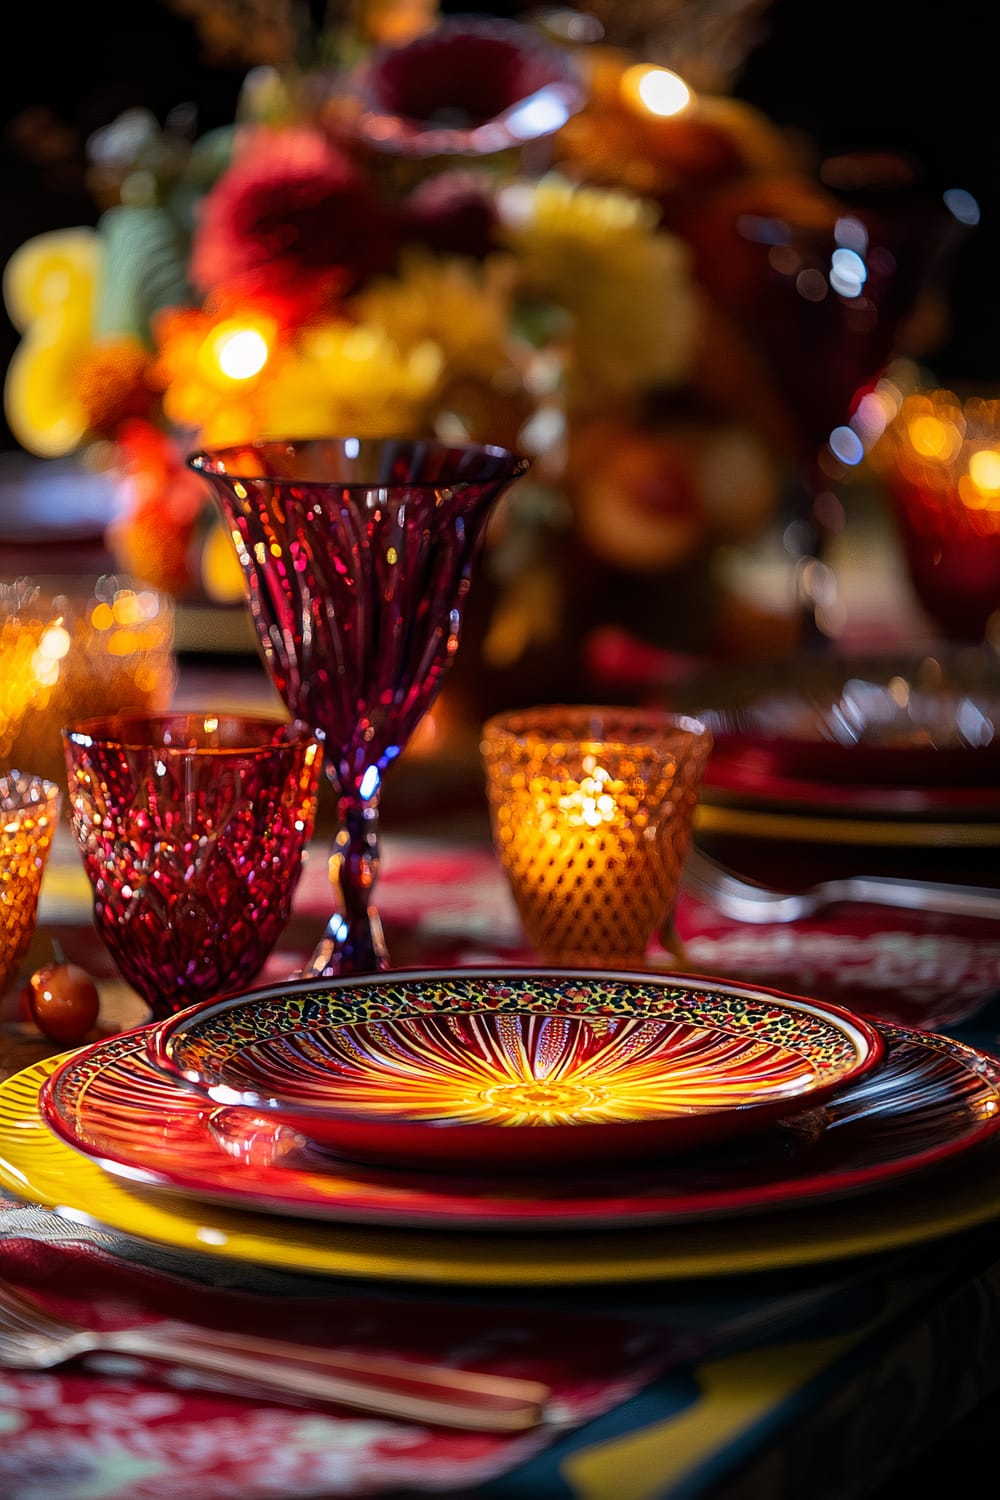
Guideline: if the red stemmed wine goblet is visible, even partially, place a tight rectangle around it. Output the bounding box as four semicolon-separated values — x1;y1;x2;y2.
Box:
189;437;530;978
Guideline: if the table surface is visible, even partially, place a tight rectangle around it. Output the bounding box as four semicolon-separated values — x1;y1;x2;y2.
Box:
3;657;1000;1500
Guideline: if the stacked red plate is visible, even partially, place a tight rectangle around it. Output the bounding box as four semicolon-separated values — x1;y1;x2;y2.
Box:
139;968;883;1171
664;648;1000;1027
2;967;1000;1284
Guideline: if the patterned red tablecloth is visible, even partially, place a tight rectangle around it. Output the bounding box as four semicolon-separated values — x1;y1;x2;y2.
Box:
0;1220;681;1500
0;835;699;1500
3;830;1000;1499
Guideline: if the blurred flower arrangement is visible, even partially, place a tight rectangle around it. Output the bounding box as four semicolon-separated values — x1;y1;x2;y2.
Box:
2;0;962;704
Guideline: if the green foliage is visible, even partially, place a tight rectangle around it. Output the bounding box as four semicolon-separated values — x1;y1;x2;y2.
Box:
94;206;193;344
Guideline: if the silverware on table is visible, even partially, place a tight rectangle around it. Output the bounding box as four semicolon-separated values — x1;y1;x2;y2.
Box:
0;1278;551;1431
681;846;1000;925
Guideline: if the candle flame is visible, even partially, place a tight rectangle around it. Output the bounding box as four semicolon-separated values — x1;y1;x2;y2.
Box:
557;773;620;828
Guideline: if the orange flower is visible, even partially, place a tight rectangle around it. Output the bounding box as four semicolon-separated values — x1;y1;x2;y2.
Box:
150;306;275;444
566;418;706;572
74;337;157;438
108;421;208;594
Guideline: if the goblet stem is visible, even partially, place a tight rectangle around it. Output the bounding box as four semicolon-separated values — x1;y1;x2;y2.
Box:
303;793;388;978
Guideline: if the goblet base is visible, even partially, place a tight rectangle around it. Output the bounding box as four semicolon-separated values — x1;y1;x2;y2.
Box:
300;909;390;980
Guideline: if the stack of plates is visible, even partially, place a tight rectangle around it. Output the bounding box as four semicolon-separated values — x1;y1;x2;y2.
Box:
668;648;1000;886
665;651;1000;882
662;651;1000;1028
3;968;1000;1284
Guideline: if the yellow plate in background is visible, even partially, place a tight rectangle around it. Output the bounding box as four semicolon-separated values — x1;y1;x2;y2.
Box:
3;1056;1000;1285
696;803;1000;848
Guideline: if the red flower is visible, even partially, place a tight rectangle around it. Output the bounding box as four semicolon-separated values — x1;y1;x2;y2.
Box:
400;170;500;259
189;127;395;321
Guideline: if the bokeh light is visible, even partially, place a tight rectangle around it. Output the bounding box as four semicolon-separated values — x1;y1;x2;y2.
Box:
214;327;270;381
622;65;692;117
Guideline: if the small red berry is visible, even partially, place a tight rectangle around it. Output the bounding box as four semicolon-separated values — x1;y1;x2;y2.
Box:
28;963;101;1045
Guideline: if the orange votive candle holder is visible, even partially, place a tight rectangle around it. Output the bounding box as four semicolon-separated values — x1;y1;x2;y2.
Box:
481;704;713;969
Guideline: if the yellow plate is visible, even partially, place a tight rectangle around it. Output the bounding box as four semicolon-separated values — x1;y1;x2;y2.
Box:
4;1056;1000;1284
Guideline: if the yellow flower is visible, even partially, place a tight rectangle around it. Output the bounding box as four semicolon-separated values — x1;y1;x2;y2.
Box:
257;320;444;437
498;175;699;406
153;303;444;444
352;251;517;384
2;228;101;456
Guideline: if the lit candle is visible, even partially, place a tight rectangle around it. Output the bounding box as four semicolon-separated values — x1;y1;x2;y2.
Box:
872;386;1000;640
482;707;713;969
620;64;695;120
0;581;176;787
0;770;60;995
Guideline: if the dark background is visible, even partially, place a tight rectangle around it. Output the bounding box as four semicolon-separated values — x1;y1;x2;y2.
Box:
735;0;1000;386
2;0;998;453
0;0;248;453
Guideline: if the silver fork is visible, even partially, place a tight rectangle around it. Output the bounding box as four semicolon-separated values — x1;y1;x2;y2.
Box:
681;846;1000;925
0;1278;551;1431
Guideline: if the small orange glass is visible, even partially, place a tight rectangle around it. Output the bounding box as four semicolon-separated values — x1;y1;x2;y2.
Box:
481;705;713;969
0;575;176;790
0;770;61;997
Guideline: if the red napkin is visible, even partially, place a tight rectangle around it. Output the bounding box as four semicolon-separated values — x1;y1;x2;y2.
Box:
0;1225;669;1500
674;891;1000;1030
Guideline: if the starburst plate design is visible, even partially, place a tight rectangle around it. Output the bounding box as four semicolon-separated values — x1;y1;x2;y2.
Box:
144;968;883;1170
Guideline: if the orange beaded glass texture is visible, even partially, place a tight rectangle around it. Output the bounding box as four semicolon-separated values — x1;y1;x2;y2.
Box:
481;706;712;969
0;771;61;996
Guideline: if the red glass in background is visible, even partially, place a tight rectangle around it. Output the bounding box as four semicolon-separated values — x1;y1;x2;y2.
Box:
337;15;586;161
189;438;530;978
62;712;323;1021
669;154;969;639
872;388;1000;642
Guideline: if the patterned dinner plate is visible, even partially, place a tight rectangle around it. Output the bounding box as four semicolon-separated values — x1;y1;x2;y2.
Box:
143;969;883;1169
34;1020;1000;1229
5;1049;1000;1283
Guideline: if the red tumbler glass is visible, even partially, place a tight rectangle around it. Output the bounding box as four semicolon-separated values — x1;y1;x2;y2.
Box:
62;712;323;1020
